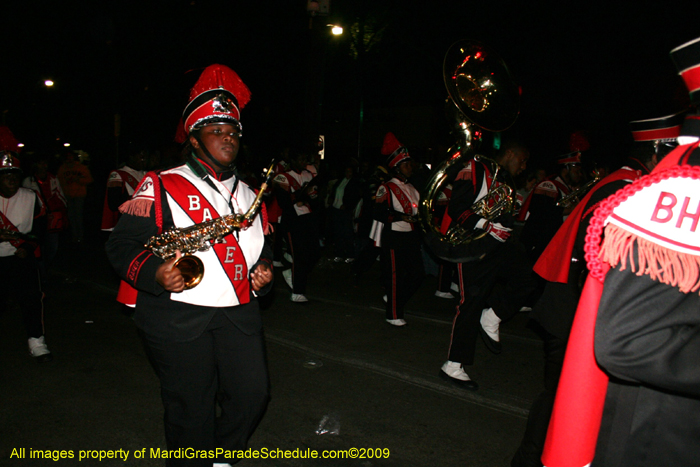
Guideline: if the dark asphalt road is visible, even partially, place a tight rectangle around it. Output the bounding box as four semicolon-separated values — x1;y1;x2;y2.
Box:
1;239;544;467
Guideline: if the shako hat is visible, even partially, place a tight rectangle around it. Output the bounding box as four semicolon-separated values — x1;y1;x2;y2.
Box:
556;151;582;166
670;37;700;144
176;64;251;143
0;151;22;174
670;36;700;106
630;111;685;142
381;132;410;168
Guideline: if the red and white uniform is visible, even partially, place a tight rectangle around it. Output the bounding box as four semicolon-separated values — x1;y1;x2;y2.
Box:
0;187;41;257
129;166;265;308
273;169;316;216
101;166;146;231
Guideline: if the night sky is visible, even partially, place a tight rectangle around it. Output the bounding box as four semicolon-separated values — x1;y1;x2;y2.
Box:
4;0;700;173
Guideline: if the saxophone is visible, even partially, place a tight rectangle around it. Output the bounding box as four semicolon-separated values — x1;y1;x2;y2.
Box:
555;169;602;208
146;159;276;289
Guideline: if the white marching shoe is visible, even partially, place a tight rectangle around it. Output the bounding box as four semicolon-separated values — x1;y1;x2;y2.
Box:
291;293;308;303
385;319;406;327
440;361;478;390
28;336;53;363
434;290;454;299
480;307;502;354
282;269;293;290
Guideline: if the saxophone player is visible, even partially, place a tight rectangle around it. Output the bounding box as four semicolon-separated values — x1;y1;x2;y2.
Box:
518;142;587;263
439;140;536;389
106;64;273;467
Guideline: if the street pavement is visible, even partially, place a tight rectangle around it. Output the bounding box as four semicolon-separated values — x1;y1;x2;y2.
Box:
1;238;545;467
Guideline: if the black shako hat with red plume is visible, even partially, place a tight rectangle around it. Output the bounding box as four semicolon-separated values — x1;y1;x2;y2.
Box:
381;132;410;169
175;64;251;143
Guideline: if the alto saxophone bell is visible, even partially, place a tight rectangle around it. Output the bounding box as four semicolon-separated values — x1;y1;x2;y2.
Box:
173;255;204;290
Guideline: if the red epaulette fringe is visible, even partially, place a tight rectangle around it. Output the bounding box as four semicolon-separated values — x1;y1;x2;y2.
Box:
118;199;153;218
600;224;700;294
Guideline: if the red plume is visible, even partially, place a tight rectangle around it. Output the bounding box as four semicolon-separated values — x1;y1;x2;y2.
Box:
381;132;403;156
0;126;21;153
189;64;251;110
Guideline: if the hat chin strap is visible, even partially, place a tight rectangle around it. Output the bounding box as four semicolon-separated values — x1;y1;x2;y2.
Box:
193;134;235;172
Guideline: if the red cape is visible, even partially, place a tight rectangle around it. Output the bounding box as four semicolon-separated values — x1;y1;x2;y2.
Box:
533;168;639;284
541;270;610;467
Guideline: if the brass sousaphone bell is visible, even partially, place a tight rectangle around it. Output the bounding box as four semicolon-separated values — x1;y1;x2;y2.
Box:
421;40;520;262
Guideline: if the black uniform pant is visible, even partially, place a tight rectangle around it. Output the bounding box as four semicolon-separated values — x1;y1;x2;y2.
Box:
381;244;424;320
447;240;535;365
0;255;44;339
141;310;270;467
331;207;355;259
512;328;567;467
286;214;320;295
437;261;457;293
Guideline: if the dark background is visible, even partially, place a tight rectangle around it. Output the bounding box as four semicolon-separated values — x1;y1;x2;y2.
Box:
3;0;699;173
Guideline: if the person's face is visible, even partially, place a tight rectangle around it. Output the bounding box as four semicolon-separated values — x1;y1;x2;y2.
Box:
190;123;240;173
34;160;49;178
291;154;308;172
129;152;148;171
344;167;354;179
397;160;413;178
502;149;529;177
0;172;21;198
565;164;584;185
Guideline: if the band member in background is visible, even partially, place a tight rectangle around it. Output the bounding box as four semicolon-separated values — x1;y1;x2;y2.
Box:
100;149;148;231
370;132;424;326
542;38;700;467
56;151;93;244
22;154;68;280
106;64;273;467
439;141;535;389
519;135;588;262
0;151;50;362
511;111;684;467
274;149;320;303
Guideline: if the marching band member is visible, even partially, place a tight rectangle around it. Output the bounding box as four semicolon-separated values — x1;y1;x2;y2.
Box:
100;149;147;231
519;134;588;262
0;150;50;362
274;149;320;302
511;111;684;467
542;37;700;467
439;141;535;389
370;132;424;326
106;64;273;467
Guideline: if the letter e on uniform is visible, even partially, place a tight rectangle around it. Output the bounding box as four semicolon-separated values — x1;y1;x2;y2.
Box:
651;192;676;223
225;247;236;263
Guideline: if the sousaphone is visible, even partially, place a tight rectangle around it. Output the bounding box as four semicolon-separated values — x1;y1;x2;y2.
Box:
421;40;520;262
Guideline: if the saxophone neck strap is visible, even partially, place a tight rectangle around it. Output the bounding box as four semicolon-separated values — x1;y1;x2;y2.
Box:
186;155;239;211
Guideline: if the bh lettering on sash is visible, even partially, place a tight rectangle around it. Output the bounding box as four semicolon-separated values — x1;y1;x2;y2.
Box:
651;191;700;232
188;195;213;221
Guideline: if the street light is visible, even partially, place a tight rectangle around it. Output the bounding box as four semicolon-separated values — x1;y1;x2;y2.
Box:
329;24;343;35
44;80;54;87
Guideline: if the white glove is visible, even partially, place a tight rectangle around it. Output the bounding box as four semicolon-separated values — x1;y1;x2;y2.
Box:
485;221;512;242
